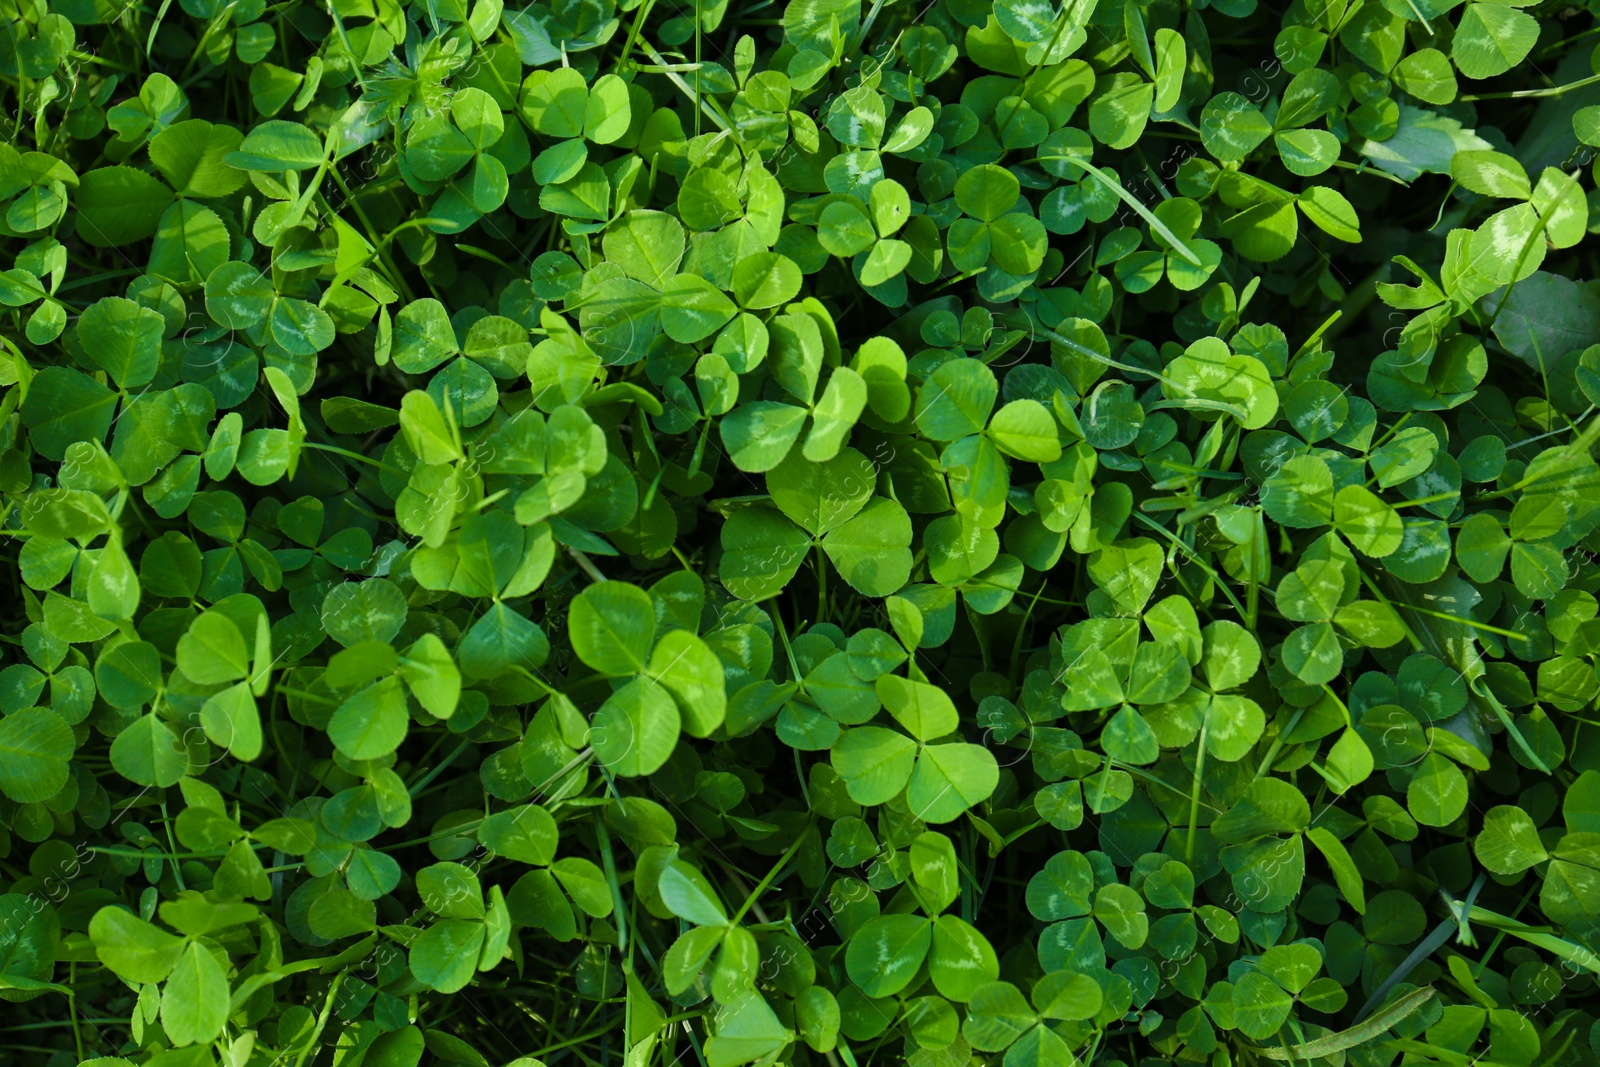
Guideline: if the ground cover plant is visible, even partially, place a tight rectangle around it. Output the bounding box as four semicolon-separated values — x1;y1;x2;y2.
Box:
7;0;1600;1064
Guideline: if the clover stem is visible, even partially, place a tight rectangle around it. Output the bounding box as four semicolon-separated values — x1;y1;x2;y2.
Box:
852;0;891;59
1009;580;1047;681
68;978;82;1062
1028;156;1204;267
815;544;828;624
770;601;802;682
595;813;629;954
324;169;417;303
1186;714;1208;868
325;0;367;91
687;416;712;478
1253;706;1305;782
1319;684;1352;729
1364;411;1413;458
1483;194;1561;337
731;820;812;924
159;801;186;891
615;0;663;74
1246;508;1261;635
794;745;811;809
176;2;239;84
568;547;608;584
1094;756;1115;812
1352;567;1422;652
298;441;408;477
1459;71;1600;101
292;971;346;1067
1470;884;1540;984
637;40;732;133
407;739;469;797
1390;602;1528;642
1133;513;1251;621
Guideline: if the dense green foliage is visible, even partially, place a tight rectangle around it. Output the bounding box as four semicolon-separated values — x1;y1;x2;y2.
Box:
6;0;1600;1064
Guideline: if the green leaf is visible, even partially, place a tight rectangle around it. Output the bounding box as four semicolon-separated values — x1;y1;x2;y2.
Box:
661;275;737;344
410;919;486;993
733;252;803;310
0;708;72;803
604;210;685;289
1201;92;1272;163
818;200;876;257
1577;105;1600;147
910;831;961;914
1257;988;1438;1060
205;261;274;329
678;168;743;231
805;367;868;461
845;915;931;997
74;166;171;246
720;402;808;473
954;164;1020;222
1234;970;1294;1040
419;863;484;919
703;992;791;1067
719;506;812;601
328;677;410;760
1306;826;1366;914
89;906;185;984
915;358;998;440
110;713;190;788
1102;705;1160;765
479;805;559;865
907;742;999;823
1485;271;1600;372
1089;74;1154;150
1026;850;1094;921
1297;186;1362;242
929;915;1000;1002
149;200;231;284
822;497;913;597
1408;752;1469;827
0;891;60;990
964;980;1037;1051
150;119;247;197
160;941;230;1046
393;298;460;374
1094;882;1149;948
459;603;550;680
988;399;1061;462
592;677;680;776
1452;150;1530;199
570;581;656;676
877;675;957;741
1475;805;1549;875
322;578;409;648
659;861;729;926
832;725;916;806
177;611;250;685
1394;49;1458;105
225;119;326;170
200;683;261;761
1153;29;1186;111
649;630;726;737
19;367;117;461
1452;4;1537;79
1086;539;1163;613
1359;105;1492;181
78;297;165;389
1334;485;1403;557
